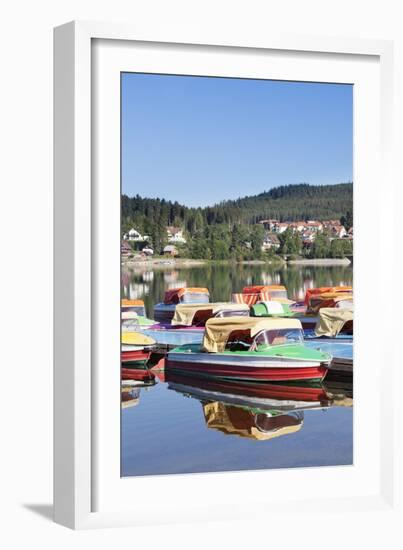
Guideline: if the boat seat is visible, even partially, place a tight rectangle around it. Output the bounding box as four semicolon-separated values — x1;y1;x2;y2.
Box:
227;340;251;352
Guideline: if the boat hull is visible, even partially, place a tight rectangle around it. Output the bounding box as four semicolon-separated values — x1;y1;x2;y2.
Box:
166;352;328;382
297;316;319;329
121;349;151;365
153;303;176;323
149;322;204;333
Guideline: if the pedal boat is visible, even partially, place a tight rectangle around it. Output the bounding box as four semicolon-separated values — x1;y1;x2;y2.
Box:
167;302;249;329
121;310;156;331
250;300;293;318
310;307;353;339
232;285;295;306
293;291;353;329
166;317;332;382
121;298;147;316
121;332;156;365
250;301;353;341
304;286;353;307
153;287;210;323
144;302;249;340
121;298;156;331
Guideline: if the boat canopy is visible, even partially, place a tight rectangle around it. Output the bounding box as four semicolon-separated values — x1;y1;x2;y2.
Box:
304;286;352;305
121;299;147;316
171;302;249;326
307;292;353;314
121;332;156;346
121;299;145;307
233;285;293;306
164;287;210;304
121;310;139;320
243;285;287;295
251;301;292;317
314;308;353;338
202;316;302;353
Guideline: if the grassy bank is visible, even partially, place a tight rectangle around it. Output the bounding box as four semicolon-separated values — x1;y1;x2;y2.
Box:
287;257;351;266
122;256;286;268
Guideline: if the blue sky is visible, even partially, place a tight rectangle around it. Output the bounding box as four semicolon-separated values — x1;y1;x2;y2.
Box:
122;73;352;207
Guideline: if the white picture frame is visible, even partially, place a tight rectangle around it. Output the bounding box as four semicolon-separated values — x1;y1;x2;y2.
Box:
54;21;399;530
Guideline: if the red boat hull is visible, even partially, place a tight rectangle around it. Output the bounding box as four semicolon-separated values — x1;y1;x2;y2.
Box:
166;359;327;382
121;349;151;364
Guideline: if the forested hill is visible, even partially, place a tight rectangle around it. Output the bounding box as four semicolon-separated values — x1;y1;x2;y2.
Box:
220;183;352;223
121;183;353;235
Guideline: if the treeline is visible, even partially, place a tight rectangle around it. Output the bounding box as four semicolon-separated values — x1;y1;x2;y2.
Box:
121;182;353;236
184;224;268;262
180;225;353;261
277;227;353;259
121;183;353;259
125;221;353;261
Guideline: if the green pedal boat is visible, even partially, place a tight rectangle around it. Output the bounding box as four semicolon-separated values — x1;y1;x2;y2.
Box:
166;317;332;382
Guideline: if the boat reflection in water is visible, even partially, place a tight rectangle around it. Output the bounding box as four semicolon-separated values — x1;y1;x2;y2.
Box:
204;402;304;440
121;387;141;409
165;371;350;441
121;364;156;384
121;376;157;408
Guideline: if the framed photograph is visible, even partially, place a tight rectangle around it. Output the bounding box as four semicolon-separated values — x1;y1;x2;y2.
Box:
54;21;398;529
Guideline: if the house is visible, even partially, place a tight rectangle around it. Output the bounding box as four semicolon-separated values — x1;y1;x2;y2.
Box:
259;220;290;233
305;221;323;232
122;228;152;243
325;224;347;239
262;233;280;251
323;219;341;229
124;228;144;242
167;226;186;244
294;221;307;232
163;245;178;257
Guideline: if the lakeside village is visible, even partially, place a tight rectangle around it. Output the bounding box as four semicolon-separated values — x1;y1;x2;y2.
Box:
121;216;353;263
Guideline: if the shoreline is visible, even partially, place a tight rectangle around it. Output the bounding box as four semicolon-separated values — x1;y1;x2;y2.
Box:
287;258;351;266
122;256;351;268
122;257;285;268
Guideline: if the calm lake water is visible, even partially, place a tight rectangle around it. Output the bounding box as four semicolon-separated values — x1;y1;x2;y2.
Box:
121;262;353;477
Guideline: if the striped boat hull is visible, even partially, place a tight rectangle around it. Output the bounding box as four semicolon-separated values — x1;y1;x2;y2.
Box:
166;352;328;382
121;349;151;364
